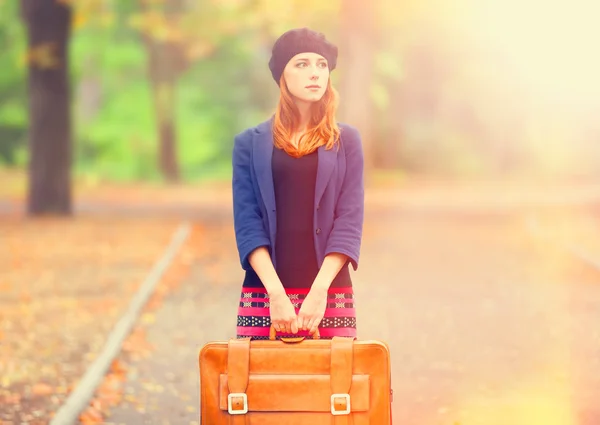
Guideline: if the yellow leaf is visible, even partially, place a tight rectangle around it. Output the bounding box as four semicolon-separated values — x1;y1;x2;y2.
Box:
27;43;61;70
128;14;145;30
100;12;115;27
186;41;214;61
73;12;88;30
141;312;155;324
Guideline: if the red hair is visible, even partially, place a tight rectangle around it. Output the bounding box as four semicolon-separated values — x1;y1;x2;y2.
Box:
272;75;341;158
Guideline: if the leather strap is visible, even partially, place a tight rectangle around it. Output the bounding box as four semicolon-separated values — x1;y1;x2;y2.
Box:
330;336;355;425
269;324;321;341
227;338;251;425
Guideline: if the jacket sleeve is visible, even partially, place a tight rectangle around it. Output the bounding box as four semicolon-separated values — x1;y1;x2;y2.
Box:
232;130;271;270
324;125;365;271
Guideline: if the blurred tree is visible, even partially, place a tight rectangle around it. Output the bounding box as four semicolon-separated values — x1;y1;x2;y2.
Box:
337;0;376;169
139;0;187;182
60;0;345;182
20;0;72;215
130;0;224;182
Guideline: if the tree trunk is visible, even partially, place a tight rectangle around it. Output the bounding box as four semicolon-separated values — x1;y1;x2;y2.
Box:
142;0;186;182
21;0;72;215
337;0;376;170
148;60;179;182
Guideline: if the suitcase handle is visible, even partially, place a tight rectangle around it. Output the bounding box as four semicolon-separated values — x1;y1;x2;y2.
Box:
269;324;320;342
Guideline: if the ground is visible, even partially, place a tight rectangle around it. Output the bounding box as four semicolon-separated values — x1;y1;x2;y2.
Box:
1;176;600;425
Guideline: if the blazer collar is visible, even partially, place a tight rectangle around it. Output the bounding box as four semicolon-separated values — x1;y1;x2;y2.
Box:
253;119;276;213
253;117;338;209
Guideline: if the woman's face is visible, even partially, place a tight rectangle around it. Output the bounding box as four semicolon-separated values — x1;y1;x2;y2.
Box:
282;52;330;104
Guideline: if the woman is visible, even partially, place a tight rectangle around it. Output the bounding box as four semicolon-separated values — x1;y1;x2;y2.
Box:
232;27;364;340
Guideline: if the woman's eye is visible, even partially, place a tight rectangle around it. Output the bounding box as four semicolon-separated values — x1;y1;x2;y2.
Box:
296;62;327;69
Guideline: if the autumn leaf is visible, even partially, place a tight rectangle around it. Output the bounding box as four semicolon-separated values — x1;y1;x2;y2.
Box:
0;212;190;423
185;41;215;61
24;43;61;70
73;11;88;30
78;405;103;425
3;393;21;404
110;359;127;377
141;312;156;324
32;383;53;396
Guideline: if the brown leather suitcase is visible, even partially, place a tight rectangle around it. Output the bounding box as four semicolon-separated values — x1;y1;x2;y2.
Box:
199;327;393;424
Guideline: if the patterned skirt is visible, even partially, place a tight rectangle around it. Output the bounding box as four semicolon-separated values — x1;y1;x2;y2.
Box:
236;286;357;340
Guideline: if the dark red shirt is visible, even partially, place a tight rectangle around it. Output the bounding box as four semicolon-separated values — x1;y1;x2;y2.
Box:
242;145;351;289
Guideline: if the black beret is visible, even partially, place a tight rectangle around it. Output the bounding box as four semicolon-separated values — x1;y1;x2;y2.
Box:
268;27;338;85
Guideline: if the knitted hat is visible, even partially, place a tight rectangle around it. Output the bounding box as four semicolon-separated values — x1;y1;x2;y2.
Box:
268;27;338;85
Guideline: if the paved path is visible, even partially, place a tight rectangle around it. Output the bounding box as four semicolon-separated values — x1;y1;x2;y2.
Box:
105;208;600;425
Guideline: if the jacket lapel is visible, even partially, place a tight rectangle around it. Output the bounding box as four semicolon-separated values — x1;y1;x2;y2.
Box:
315;144;337;206
252;119;275;214
252;116;337;217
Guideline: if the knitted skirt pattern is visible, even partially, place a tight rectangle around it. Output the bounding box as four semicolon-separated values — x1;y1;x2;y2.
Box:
236;286;357;340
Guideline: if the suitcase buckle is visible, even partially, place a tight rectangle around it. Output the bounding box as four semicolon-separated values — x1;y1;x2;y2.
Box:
331;393;351;415
228;393;248;415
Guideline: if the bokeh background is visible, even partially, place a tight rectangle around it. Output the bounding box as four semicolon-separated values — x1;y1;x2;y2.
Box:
3;1;600;424
3;0;600;209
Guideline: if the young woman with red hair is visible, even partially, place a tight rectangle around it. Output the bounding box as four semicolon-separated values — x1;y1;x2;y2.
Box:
232;27;364;340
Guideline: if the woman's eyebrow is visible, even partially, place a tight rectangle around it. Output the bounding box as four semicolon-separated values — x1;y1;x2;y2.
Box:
295;57;327;62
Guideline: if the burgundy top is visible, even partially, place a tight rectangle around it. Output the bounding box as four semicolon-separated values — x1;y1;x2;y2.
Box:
242;145;351;289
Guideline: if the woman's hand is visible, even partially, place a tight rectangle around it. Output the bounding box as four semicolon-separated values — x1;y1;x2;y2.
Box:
269;290;298;334
297;286;328;335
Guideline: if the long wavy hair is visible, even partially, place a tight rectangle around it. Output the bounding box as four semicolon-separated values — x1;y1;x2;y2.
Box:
272;74;341;158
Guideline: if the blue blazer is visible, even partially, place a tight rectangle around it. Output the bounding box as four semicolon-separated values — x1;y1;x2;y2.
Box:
231;117;364;274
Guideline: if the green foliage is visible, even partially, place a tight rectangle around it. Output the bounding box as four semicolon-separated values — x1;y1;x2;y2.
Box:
76;79;156;180
0;0;27;166
0;0;344;180
3;0;597;181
